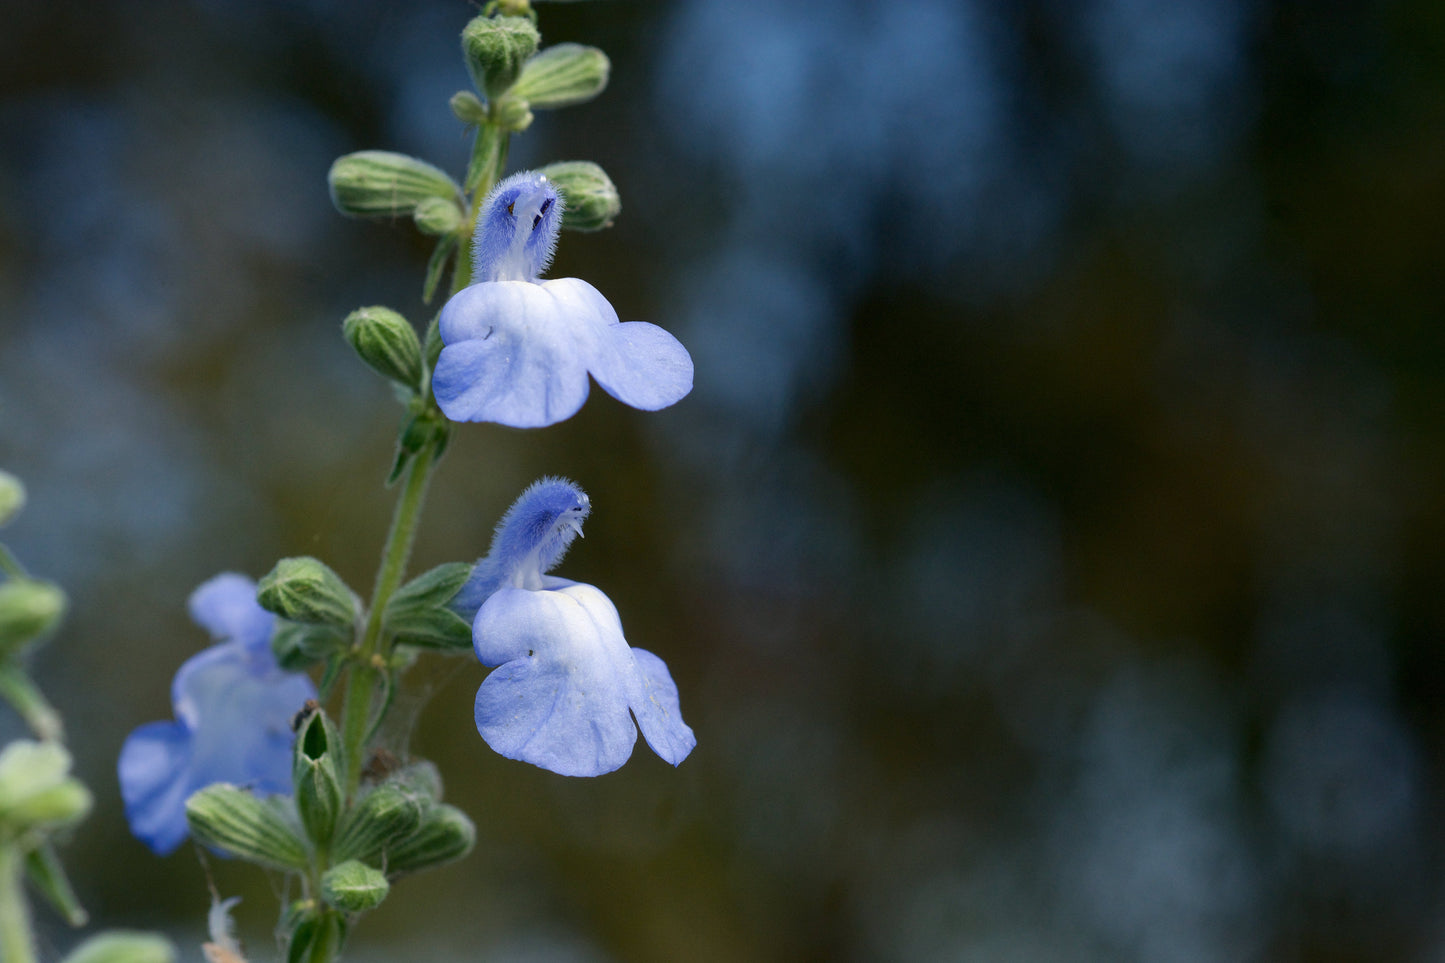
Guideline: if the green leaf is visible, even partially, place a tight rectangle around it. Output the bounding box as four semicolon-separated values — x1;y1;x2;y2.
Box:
384;563;474;651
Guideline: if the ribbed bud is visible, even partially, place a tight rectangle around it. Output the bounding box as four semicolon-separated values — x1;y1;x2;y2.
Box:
461;16;540;100
185;785;308;871
449;90;489;126
0;471;24;527
342;306;423;391
384;563;473;652
385;804;476;875
331;783;424;868
328;151;460;219
293;709;343;848
271;620;349;672
0;741;91;831
412;197;463;237
60;932;176;963
512;43;610;110
539;161;621;232
321;860;390;913
0;579;67;657
257;558;359;629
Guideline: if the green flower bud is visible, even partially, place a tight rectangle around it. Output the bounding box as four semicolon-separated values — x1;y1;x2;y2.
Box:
257;558;359;629
0;579;66;657
449;90;489;126
539;161;621;232
285;905;346;963
492;94;534;133
0;740;91;832
321;860;390;914
512;43;610;110
462;16;540;100
0;471;24;527
327;151;461;220
331;783;424;868
271;620;349;672
342;306;423;392
412;196;463;237
293;709;343;848
61;932;176;963
185;785;308;871
383;562;473;652
385;804;476;875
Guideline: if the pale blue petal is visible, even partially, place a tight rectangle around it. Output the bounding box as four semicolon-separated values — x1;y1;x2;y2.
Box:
475;655;637;777
187;573;272;652
472;580;695;775
118;721;193;855
433;281;593;428
591;322;695;412
628;648;697;767
472;582;638;776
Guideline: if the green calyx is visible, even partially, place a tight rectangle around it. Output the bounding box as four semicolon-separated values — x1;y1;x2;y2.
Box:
342;306;424;392
512;43;609;110
320;860;389;913
257;558;359;629
293;709;344;849
327;151;461;220
539;160;621;232
462;16;540;100
60;932;176;963
184;785;308;871
0;580;66;658
0;741;91;835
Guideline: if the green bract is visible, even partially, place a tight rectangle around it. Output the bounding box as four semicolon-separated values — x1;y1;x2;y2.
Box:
539;160;621;232
257;558;359;628
384;562;473;652
343;306;424;392
327;151;460;219
462;15;540;100
512;43;610;109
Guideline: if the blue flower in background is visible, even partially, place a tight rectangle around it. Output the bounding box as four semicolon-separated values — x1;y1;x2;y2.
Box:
432;171;693;428
462;478;695;776
118;573;316;855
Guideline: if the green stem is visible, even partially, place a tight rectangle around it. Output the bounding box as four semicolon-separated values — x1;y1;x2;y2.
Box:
339;442;438;795
0;843;36;963
0;546;26;580
0;666;62;743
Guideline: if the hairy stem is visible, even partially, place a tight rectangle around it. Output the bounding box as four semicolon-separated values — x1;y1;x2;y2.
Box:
339;442;438;796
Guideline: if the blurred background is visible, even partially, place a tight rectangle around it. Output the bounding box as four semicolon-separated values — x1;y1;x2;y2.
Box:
2;0;1444;959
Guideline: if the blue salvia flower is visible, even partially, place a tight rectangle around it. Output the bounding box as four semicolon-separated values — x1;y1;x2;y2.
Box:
460;478;695;776
117;574;317;855
432;170;693;428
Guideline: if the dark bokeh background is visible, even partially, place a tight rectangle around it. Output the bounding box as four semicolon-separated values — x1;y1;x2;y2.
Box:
3;0;1444;959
